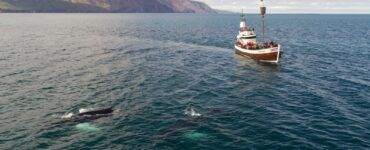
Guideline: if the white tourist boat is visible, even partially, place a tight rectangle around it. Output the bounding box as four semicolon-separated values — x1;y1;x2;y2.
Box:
234;0;282;64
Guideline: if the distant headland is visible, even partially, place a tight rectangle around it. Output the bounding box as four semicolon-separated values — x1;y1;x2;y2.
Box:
0;0;216;13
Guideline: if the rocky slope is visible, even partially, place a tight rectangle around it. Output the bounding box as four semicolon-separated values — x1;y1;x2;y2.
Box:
0;0;216;13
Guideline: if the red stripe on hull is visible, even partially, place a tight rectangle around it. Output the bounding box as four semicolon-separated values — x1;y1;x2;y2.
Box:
235;49;279;61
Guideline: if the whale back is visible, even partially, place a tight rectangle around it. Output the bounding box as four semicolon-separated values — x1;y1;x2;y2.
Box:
78;107;113;116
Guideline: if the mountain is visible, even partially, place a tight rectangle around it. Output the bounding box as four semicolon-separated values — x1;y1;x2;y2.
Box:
215;9;235;14
0;0;216;13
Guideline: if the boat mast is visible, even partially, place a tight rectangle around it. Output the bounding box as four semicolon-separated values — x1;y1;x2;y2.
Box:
259;0;266;41
240;9;246;29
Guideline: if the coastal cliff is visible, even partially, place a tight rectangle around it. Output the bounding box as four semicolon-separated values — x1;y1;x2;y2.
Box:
0;0;216;13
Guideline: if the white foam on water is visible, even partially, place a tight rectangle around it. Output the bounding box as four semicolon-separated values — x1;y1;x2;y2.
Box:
113;109;121;115
61;113;74;119
184;131;207;140
185;107;202;117
76;123;100;132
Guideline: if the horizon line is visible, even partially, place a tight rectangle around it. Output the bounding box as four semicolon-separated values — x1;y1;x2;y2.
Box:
0;12;370;15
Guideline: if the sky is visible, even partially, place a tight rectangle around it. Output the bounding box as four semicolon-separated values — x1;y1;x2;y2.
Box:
198;0;370;14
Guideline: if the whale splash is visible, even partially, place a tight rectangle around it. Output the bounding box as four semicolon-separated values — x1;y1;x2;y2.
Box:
184;106;202;117
61;112;74;119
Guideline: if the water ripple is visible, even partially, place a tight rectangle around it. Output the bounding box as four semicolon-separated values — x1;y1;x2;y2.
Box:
0;14;369;149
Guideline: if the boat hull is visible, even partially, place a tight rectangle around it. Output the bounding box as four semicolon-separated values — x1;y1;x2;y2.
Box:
234;45;281;64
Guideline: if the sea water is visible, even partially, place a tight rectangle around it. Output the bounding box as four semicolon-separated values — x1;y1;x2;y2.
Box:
0;13;369;149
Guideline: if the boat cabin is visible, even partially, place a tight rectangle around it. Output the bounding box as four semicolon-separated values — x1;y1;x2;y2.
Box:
237;14;257;46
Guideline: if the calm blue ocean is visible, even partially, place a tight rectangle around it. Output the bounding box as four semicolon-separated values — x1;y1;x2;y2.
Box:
0;14;369;149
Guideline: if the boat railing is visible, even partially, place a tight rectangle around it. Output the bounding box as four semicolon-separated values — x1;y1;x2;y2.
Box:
240;27;254;32
237;41;278;50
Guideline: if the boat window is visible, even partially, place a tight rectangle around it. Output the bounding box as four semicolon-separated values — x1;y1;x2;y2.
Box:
241;36;256;39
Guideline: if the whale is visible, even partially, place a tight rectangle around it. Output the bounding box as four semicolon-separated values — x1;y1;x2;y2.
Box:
51;107;116;126
77;107;114;116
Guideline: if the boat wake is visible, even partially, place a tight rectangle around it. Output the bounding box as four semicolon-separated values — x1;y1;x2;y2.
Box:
118;34;233;54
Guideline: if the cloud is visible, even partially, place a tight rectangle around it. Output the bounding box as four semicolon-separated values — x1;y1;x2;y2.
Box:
198;0;370;14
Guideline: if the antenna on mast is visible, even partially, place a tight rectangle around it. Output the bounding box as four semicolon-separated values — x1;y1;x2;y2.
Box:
259;0;266;41
241;8;245;19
